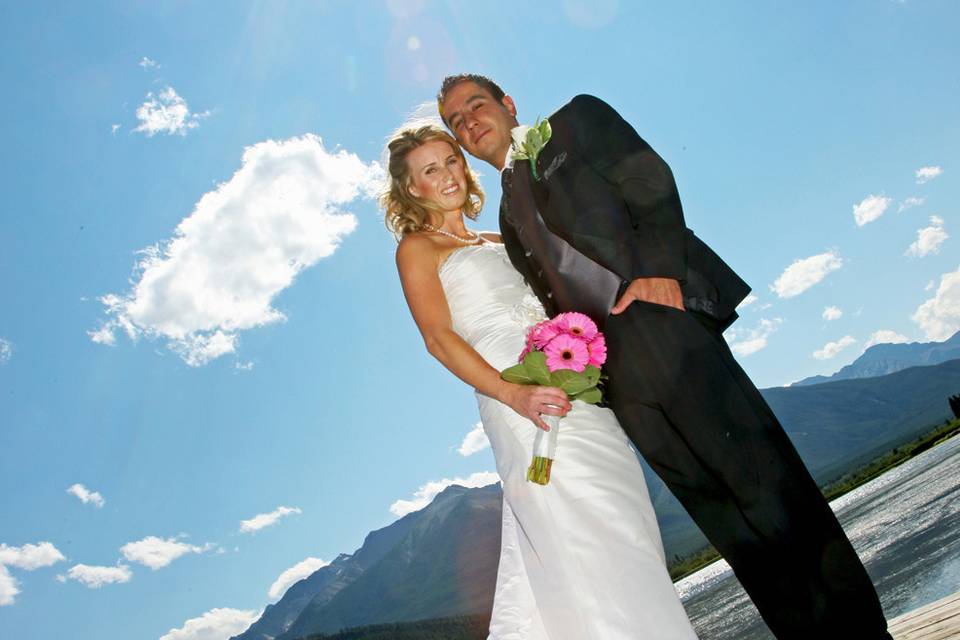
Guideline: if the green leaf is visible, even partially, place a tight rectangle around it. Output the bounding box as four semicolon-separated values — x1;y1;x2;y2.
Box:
501;362;534;384
528;129;542;150
582;365;601;386
539;118;552;141
549;369;593;396
523;351;552;385
573;387;602;404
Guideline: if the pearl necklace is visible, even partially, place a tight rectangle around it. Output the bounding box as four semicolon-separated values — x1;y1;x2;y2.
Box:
423;223;484;245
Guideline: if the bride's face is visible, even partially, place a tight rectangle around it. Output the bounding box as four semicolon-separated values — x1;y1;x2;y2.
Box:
406;140;468;213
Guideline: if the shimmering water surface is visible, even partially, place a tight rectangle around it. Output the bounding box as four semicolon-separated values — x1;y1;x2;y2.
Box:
676;435;960;639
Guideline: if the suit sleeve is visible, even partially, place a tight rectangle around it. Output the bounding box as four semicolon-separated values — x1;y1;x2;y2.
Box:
568;94;687;282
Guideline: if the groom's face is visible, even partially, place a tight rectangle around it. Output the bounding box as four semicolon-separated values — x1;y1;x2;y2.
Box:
442;81;518;168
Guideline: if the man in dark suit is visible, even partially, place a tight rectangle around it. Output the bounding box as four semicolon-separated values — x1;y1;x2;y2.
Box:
438;74;891;640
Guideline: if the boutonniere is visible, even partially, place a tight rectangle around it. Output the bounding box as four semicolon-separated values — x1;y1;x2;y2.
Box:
510;117;552;180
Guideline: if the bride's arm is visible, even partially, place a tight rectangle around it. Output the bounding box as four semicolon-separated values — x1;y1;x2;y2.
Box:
396;235;570;431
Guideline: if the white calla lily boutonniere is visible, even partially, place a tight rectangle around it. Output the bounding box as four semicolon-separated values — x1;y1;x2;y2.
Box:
510;117;552;180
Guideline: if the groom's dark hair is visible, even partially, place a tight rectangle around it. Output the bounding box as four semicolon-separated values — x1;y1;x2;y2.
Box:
437;74;506;126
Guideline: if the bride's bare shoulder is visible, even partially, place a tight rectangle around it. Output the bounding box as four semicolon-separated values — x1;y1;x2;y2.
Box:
480;231;503;244
396;232;441;267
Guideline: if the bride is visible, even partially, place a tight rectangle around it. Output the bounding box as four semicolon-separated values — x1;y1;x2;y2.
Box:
384;123;698;640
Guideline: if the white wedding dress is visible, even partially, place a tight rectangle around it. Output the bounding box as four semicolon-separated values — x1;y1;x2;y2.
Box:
438;240;698;640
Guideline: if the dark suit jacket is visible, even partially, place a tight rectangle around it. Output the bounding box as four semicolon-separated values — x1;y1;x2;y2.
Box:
500;94;750;331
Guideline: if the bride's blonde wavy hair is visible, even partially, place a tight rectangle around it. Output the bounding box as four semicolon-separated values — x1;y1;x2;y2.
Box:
381;123;484;240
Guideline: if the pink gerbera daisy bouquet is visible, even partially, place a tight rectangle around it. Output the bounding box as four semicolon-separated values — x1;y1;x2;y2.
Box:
500;312;607;485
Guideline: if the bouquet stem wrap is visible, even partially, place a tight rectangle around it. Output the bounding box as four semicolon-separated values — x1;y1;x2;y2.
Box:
527;412;561;485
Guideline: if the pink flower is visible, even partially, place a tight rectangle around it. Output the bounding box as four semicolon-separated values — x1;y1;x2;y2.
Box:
528;319;561;349
556;312;599;341
587;333;607;367
544;334;590;372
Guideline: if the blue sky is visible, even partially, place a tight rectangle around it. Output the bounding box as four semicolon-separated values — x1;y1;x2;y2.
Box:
1;1;958;638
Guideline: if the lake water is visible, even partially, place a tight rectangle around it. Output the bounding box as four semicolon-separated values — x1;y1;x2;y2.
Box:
676;434;960;639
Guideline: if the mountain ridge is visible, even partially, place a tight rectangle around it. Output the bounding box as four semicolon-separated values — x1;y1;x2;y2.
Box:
794;331;960;386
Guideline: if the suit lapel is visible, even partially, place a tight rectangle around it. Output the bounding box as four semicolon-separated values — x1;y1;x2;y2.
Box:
514;153;577;248
523;107;576;234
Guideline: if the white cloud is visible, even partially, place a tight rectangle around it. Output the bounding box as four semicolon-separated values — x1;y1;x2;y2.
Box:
822;306;843;321
133;86;209;137
389;471;500;517
88;325;117;346
0;338;11;364
120;536;207;570
62;563;132;588
0;542;66;570
926;280;935;291
898;196;924;212
169;331;235;366
458;422;490;457
159;607;261;640
0;542;65;605
864;329;910;349
853;194;892;226
240;506;302;534
90;134;381;366
0;566;18;606
736;293;758;310
724;317;783;357
111;123;122;135
67;483;105;508
915;166;943;184
138;56;160;70
813;335;857;360
771;251;843;298
912;266;960;340
905;215;948;258
267;557;328;600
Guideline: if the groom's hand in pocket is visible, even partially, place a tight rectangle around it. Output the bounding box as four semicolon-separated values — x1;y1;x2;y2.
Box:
611;277;685;315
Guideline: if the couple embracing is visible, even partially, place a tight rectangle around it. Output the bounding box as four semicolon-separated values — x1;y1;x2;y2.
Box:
382;74;891;640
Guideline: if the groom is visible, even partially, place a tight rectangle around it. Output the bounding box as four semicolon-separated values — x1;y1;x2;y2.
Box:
438;74;891;640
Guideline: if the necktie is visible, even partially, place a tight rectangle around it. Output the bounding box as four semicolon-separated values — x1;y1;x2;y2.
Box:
499;167;514;224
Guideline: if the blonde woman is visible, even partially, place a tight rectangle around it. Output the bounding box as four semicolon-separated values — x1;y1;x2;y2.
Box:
385;124;697;640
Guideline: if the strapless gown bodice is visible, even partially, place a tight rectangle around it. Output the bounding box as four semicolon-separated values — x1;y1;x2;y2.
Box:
439;242;546;369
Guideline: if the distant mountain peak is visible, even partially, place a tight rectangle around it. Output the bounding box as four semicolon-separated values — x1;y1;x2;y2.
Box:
434;481;500;501
794;330;960;387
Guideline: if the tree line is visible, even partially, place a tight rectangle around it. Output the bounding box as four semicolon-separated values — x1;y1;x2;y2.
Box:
303;613;491;640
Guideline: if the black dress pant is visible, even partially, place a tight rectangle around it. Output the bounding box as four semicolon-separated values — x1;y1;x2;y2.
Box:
603;300;891;640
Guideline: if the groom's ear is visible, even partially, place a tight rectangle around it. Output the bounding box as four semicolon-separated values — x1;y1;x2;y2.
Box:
501;95;518;118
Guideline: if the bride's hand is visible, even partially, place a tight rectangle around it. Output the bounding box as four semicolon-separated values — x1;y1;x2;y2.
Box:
501;383;571;432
